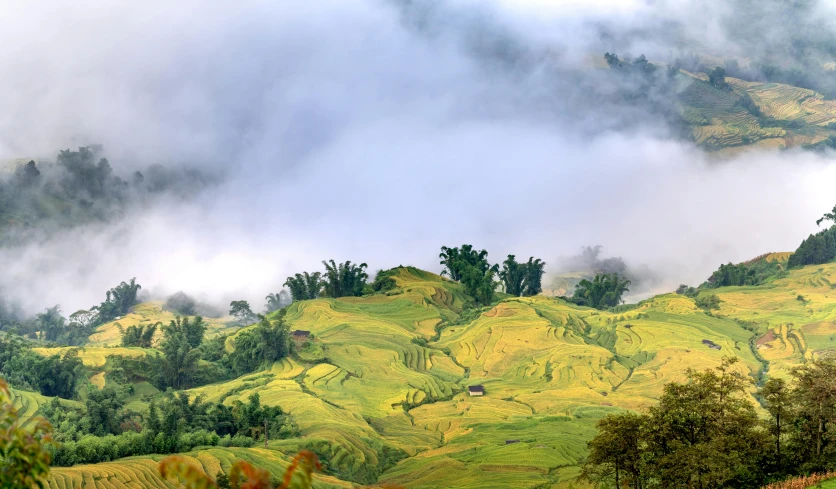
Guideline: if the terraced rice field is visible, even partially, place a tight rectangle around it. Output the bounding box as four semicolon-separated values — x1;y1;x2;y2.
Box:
40;263;836;488
47;447;353;489
87;301;235;347
32;346;153;367
9;387;83;427
679;73;836;151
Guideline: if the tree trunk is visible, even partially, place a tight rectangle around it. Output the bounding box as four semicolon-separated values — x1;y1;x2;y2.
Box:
615;464;619;489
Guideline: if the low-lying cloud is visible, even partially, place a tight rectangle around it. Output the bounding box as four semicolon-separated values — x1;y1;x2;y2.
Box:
1;0;835;314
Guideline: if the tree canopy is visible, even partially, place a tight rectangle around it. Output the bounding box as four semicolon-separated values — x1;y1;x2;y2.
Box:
499;255;546;297
439;245;500;305
572;273;631;309
322;260;368;298
283;272;323;302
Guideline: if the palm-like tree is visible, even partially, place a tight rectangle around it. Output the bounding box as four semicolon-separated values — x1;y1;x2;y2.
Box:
574;273;631;309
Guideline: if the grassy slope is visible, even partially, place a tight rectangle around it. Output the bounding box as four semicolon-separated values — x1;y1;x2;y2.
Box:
41;263;836;488
87;301;235;347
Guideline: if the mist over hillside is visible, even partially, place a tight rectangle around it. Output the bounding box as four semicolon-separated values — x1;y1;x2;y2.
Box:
1;0;836;315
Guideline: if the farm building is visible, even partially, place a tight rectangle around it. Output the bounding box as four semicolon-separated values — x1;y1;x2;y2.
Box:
702;339;722;350
292;330;311;341
468;385;484;396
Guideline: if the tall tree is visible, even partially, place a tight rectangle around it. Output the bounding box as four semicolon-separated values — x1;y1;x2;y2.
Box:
439;245;490;281
159;319;201;389
499;255;525;296
96;278;142;324
582;412;647;489
788;359;836;471
573;273;631;309
759;377;792;474
229;301;256;325
321;260;368;298
264;291;291;313
283;272;323;302
120;322;159;348
522;257;546;296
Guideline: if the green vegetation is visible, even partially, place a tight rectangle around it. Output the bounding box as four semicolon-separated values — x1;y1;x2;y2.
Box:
321;260;368;298
12;228;836;487
571;273;631;309
439;244;503;304
584;357;836;487
284;272;324;302
229;300;257;325
499;254;546;297
0;379;54;488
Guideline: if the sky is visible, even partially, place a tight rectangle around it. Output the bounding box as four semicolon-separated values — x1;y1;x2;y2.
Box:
1;0;835;313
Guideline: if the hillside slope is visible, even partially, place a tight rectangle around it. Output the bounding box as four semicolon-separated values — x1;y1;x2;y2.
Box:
37;263;836;488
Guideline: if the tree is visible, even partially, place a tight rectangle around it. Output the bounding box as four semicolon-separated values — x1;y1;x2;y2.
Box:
440;245;499;304
499;255;525;296
120;322;159;348
283;272;323;302
229;301;256;325
68;309;97;329
439;245;490;282
787;359;836;471
228;316;290;375
97;278;142;324
709;66;727;89
14;160;41;187
759;377;792;474
816;204;836;227
643;357;766;488
321;260;368;298
37;305;65;342
159;318;202;389
582;413;647;489
572;273;631;309
264;291;291;313
522;257;546;296
165;291;197;315
0;379;55;488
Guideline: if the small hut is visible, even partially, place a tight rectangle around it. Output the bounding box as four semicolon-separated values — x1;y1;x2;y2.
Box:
468;385;485;396
292;330;311;342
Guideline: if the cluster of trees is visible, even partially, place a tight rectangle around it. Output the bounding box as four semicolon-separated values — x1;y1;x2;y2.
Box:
0;147;216;245
226;315;291;376
440;245;499;305
95;278;141;324
704;259;782;288
163;291;223;318
120;323;157;348
157;316;207;389
439;245;547;305
570;273;631;310
499;255;546;297
582;357;836;488
43;389;294;467
284;260;369;302
1;278;143;346
117;311;291;389
264;291;291;313
787;206;836;269
0;335;82;398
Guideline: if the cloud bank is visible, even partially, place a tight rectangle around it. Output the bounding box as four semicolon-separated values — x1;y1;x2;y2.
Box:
1;0;835;314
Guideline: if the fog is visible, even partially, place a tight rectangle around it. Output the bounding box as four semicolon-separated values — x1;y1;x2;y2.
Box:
1;0;835;314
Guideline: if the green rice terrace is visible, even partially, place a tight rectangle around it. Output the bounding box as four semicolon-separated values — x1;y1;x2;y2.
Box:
13;259;836;488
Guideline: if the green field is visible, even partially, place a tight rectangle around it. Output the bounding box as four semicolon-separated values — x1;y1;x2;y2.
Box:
32;262;836;488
